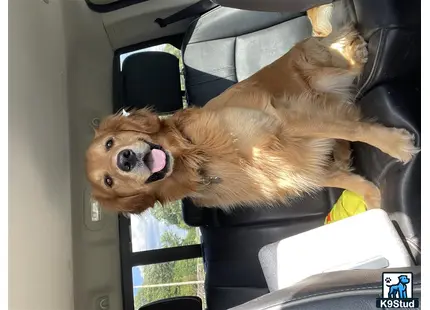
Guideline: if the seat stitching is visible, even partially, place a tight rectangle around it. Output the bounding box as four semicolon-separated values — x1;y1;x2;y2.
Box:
356;29;385;99
192;6;223;35
188;74;237;86
186;65;235;74
233;37;238;82
188;10;306;45
406;238;421;253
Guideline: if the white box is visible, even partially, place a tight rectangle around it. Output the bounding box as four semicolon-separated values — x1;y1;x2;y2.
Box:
258;209;413;292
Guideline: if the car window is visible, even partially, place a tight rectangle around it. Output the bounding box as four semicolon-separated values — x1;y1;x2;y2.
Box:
133;258;205;309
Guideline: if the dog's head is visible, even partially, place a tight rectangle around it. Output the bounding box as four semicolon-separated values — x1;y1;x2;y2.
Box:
398;275;410;285
85;108;198;214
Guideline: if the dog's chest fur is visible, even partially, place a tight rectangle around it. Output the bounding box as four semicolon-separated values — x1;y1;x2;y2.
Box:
180;107;335;208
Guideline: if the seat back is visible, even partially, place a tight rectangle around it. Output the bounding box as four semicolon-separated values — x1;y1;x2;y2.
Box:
181;2;421;309
350;0;421;263
138;296;202;310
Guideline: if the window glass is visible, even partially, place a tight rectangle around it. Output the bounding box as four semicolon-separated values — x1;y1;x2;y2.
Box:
132;258;206;309
130;201;201;252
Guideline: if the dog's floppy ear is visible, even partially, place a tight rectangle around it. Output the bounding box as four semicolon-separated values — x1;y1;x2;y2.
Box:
96;107;161;136
94;192;157;215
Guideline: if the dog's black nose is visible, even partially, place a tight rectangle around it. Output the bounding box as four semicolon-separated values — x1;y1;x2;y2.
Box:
117;149;137;172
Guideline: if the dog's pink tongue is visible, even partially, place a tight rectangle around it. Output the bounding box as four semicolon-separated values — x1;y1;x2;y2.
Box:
147;149;166;173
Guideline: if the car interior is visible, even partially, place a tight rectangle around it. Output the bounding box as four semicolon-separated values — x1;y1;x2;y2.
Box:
9;0;421;310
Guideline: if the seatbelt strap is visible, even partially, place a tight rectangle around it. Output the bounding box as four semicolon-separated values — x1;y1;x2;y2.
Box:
154;0;218;28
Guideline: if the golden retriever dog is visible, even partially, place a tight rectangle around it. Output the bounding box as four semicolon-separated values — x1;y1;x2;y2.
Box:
86;22;419;214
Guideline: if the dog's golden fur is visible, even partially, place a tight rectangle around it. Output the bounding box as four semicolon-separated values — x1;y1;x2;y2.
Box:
86;24;419;214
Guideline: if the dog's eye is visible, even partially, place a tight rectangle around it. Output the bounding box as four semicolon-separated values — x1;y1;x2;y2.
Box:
105;139;114;150
104;175;113;188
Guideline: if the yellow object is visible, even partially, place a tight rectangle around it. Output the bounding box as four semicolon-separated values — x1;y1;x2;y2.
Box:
324;190;367;224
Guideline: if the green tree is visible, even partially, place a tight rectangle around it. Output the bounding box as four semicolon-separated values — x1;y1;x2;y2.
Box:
150;200;189;230
160;230;183;248
183;227;198;246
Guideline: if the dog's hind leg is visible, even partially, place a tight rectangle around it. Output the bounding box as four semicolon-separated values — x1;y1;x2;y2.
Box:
301;30;368;99
321;169;381;209
333;140;352;171
288;120;419;163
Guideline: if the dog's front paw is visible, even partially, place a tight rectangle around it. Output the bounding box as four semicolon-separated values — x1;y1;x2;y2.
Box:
384;128;420;163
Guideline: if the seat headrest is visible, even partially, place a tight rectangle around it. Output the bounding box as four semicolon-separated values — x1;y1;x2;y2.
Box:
118;51;184;114
138;296;202;310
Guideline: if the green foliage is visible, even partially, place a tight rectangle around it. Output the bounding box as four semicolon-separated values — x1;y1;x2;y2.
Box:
151;200;188;229
160;230;182;248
